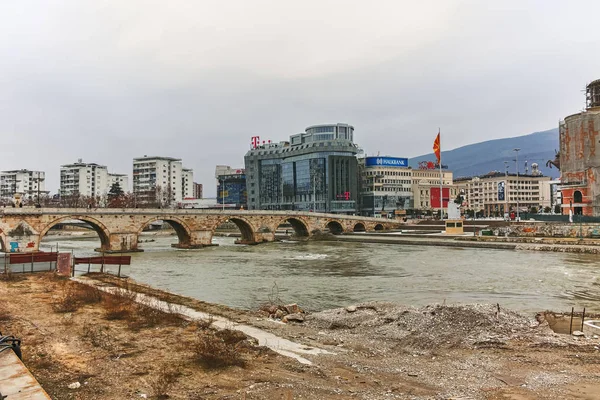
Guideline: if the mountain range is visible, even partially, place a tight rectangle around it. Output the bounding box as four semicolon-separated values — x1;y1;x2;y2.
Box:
409;128;560;179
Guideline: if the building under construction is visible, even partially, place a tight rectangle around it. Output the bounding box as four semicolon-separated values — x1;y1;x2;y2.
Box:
559;79;600;216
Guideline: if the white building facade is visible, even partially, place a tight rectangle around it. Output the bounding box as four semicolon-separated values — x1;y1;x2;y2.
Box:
60;160;110;197
133;156;192;205
182;168;194;199
0;170;47;200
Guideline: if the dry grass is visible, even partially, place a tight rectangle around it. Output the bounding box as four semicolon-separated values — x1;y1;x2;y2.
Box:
0;308;11;322
82;323;113;349
0;268;25;282
192;329;246;369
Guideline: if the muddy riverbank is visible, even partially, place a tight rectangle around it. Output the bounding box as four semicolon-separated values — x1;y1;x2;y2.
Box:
2;273;600;399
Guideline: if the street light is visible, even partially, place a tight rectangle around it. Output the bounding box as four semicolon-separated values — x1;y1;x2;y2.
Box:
513;148;521;221
503;161;509;218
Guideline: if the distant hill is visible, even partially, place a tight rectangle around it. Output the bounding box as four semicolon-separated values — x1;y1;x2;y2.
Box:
409;128;560;179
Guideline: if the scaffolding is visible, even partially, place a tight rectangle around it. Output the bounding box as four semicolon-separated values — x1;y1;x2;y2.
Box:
586;79;600;109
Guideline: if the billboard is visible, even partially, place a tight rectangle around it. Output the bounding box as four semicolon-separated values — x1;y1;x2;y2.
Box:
498;181;505;201
430;187;450;209
365;157;408;167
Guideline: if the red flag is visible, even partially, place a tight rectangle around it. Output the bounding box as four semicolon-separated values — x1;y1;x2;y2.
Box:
433;132;441;164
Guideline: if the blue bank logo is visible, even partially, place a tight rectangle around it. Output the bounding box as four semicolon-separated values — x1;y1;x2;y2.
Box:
365;157;408;167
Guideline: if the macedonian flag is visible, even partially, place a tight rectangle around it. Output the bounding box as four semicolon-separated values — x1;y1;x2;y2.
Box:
433;132;441;164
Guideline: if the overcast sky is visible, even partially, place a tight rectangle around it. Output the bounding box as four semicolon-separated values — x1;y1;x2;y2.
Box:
1;0;599;196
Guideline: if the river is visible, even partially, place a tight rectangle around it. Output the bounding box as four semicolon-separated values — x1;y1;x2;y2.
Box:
40;234;600;314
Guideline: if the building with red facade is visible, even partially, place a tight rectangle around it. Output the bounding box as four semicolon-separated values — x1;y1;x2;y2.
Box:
559;79;600;216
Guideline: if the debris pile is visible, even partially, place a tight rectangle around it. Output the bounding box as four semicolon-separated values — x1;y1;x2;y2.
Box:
260;303;305;323
307;302;542;351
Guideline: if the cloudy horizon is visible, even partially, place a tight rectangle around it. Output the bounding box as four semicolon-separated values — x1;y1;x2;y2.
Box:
1;0;599;195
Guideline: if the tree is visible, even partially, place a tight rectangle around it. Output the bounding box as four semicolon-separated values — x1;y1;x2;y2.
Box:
454;193;463;205
108;182;124;198
529;206;538;214
544;206;552;213
554;204;562;214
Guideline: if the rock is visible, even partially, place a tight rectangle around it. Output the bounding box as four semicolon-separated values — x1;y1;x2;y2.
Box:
284;303;303;314
68;382;81;389
274;309;286;319
283;313;305;323
346;305;357;313
572;330;585;337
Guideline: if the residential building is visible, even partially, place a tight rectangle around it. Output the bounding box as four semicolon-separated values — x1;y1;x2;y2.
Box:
215;166;247;208
459;168;551;217
193;183;203;199
0;170;47;200
358;156;413;217
133;156;192;205
559;79;600;216
244;123;359;214
60;160;109;197
108;173;129;193
182;168;194;199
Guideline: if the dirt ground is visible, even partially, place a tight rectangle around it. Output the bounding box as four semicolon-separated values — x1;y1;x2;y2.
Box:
1;273;600;400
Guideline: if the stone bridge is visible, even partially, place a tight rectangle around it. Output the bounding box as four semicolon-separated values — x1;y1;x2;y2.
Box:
0;208;400;253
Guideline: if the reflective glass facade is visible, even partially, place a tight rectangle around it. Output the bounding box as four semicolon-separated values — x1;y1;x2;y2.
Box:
244;123;359;214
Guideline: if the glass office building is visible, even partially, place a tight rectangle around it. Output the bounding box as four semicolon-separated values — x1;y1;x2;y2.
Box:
215;166;247;208
244;123;359;214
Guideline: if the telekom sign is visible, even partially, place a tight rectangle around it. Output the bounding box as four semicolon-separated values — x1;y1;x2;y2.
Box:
251;136;260;149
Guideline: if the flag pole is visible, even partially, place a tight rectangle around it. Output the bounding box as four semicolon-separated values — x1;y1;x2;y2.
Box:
439;128;443;220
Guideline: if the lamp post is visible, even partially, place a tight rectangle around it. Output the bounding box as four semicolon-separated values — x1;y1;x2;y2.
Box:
513;148;521;221
503;161;509;218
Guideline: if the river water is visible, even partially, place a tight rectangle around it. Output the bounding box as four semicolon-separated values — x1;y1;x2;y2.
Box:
40;235;600;314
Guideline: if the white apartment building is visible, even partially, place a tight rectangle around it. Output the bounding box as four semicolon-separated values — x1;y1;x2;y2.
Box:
108;173;129;192
133;156;192;205
60;160;109;197
0;170;47;200
182;168;194;199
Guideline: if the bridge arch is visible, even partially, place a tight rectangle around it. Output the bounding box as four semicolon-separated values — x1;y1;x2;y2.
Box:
326;220;345;235
273;216;310;238
353;222;366;232
137;216;193;247
212;216;256;244
374;223;384;231
39;215;111;251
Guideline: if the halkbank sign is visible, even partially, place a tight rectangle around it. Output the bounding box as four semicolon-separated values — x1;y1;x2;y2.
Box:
365;157;408;168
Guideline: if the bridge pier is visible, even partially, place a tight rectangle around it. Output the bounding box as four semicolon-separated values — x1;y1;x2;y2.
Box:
105;233;141;253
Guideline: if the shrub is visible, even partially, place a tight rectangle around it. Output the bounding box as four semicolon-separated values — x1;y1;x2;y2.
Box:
102;289;137;320
192;330;245;369
149;364;179;399
82;323;112;349
51;284;80;313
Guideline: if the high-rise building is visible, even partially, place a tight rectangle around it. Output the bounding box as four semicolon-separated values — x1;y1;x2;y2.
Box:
358;156;413;217
193;183;203;199
182;168;194;199
60;160;109;197
244;123;359;214
133;156;192;205
0;170;47;200
215;166;247;208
